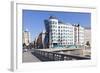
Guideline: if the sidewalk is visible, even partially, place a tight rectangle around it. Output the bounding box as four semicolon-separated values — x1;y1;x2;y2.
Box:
22;51;41;62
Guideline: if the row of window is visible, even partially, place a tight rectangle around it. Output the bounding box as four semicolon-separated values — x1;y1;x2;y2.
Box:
51;39;74;42
50;25;57;28
51;36;73;38
58;36;73;38
51;33;73;35
58;30;73;32
52;42;74;45
49;21;57;24
58;26;73;29
51;31;73;34
50;29;84;33
49;22;73;28
50;24;75;30
51;34;84;39
50;29;57;32
50;30;73;33
58;33;73;35
50;29;75;33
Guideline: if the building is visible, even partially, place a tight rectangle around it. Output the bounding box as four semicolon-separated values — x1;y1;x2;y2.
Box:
36;33;42;48
44;16;85;48
23;30;30;46
35;30;46;49
84;28;91;47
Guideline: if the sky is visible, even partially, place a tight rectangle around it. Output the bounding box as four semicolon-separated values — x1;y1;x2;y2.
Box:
23;10;91;42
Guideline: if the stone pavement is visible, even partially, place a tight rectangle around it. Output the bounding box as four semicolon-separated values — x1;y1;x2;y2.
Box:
22;51;41;63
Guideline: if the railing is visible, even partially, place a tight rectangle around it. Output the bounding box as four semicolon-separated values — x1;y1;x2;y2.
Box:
33;49;90;61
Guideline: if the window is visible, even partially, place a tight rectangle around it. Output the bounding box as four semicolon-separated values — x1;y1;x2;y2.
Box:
49;21;57;24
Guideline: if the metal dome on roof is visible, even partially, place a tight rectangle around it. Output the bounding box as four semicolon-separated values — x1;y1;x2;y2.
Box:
49;16;57;19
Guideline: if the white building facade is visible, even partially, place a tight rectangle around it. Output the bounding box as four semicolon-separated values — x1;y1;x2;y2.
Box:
84;29;91;47
23;31;30;46
45;16;84;48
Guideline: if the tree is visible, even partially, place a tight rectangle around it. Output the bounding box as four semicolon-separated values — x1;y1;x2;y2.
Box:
29;43;34;49
23;43;26;49
86;41;90;47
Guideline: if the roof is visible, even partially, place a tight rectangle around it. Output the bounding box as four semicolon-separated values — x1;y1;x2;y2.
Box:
49;16;57;19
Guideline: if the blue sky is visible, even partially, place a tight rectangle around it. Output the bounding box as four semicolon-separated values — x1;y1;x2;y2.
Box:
23;10;91;42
